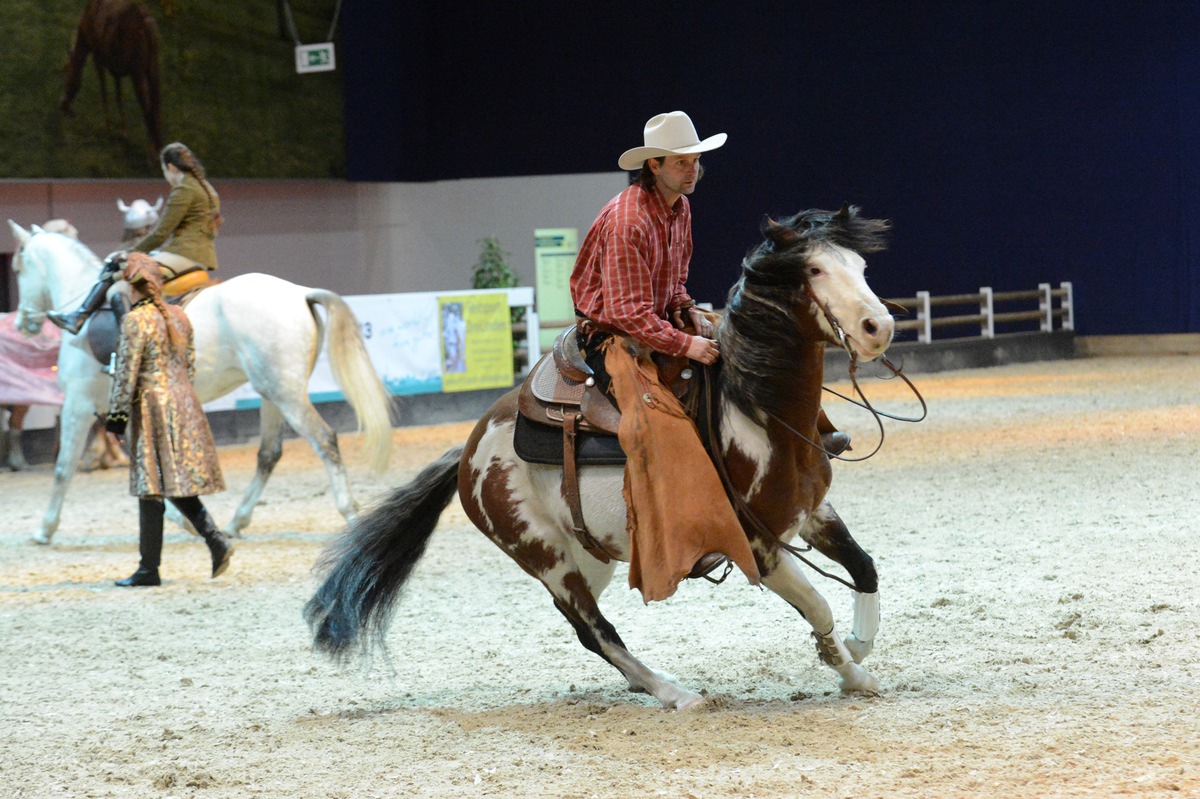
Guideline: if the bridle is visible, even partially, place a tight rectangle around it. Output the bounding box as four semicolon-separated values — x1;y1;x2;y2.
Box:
11;243;53;336
757;284;928;462
12;234;95;336
700;281;927;589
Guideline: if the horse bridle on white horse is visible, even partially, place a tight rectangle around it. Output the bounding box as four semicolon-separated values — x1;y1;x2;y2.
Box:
12;241;55;337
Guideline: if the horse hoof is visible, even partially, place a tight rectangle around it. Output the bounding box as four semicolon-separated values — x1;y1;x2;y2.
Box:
838;665;881;696
844;634;874;664
674;693;706;712
30;532;52;546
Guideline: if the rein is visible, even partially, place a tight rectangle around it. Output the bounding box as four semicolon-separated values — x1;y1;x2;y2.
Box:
700;363;859;591
700;286;927;591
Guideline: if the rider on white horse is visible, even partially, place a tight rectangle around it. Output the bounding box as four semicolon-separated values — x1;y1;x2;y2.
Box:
49;142;221;334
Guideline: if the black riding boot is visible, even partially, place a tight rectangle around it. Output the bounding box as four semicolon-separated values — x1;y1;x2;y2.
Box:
116;498;164;586
171;497;233;578
199;510;234;578
48;274;116;335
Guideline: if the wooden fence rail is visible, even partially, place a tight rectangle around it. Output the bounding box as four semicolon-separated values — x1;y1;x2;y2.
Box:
886;282;1073;343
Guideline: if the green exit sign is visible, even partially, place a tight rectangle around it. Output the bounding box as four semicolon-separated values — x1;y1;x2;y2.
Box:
295;43;336;74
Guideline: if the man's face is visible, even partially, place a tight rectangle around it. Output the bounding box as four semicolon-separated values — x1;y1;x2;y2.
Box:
651;154;702;197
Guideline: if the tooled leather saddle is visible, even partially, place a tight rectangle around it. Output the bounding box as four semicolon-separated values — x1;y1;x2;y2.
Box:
513;326;702;562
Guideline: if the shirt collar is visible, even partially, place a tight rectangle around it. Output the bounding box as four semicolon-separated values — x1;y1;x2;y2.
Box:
640;183;685;221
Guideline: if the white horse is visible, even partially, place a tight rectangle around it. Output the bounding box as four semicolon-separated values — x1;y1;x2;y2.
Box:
8;221;395;544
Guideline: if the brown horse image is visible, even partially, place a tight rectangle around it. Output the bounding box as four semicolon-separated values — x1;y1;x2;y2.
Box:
59;0;163;155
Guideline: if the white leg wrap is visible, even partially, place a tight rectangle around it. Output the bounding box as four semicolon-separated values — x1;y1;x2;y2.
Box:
851;590;880;643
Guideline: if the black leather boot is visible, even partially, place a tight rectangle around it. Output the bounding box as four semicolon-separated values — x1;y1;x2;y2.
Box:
48;274;115;335
197;509;233;578
116;498;164;586
821;432;852;458
115;566;161;587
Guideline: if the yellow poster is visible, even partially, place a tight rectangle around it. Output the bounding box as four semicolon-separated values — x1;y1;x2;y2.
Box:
439;293;514;393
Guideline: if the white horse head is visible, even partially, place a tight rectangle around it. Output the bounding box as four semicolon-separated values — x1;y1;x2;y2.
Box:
759;205;895;362
7;220;101;337
117;197;162;241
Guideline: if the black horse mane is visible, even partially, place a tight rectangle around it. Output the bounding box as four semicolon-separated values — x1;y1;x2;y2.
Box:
719;204;891;423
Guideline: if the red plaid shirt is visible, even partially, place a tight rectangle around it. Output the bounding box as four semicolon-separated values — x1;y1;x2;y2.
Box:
570;183;695;357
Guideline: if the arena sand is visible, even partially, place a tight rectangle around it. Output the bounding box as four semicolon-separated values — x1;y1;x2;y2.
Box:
1;354;1197;798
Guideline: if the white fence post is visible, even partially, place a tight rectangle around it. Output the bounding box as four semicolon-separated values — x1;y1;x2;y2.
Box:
1061;281;1074;331
917;290;932;343
1038;283;1052;332
980;287;994;339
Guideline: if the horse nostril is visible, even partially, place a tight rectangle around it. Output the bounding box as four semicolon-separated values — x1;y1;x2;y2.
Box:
862;318;879;338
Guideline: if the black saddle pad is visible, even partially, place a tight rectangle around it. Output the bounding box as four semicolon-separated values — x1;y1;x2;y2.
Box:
513;413;626;466
82;308;120;366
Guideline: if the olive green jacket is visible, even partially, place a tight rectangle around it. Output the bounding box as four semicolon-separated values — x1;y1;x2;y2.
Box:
132;174;221;270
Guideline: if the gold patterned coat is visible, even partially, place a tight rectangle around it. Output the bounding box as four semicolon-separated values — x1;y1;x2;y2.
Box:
107;299;225;498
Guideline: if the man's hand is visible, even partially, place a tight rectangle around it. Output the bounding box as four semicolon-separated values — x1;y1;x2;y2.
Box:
688;306;715;338
686;335;720;365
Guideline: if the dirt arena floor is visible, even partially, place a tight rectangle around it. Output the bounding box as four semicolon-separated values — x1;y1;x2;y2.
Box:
1;354;1197;799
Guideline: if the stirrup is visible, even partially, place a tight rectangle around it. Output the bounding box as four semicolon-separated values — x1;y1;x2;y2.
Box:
688;552;732;583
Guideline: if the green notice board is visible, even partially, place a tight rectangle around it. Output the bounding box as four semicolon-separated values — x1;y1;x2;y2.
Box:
534;228;578;350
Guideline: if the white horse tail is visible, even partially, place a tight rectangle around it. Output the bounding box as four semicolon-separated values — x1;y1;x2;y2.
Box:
305;290;395;472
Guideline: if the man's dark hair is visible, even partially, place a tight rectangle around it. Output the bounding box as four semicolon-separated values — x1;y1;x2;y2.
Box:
631;157;664;188
630;156;705;189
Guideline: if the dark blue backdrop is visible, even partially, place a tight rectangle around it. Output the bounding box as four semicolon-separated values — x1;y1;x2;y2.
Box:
341;1;1200;336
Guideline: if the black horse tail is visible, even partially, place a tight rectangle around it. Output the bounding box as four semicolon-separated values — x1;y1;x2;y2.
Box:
304;446;463;661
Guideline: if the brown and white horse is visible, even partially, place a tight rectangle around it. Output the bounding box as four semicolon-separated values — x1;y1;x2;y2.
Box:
307;205;896;709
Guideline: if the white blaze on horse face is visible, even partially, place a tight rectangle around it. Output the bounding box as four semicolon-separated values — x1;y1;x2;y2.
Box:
806;243;894;361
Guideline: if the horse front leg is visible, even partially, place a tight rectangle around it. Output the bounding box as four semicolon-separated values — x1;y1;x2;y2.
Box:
225;400;286;537
34;392;98;544
760;549;880;696
801;502;879;663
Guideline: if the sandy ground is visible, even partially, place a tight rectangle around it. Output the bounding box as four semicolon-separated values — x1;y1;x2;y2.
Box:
1;354;1197;799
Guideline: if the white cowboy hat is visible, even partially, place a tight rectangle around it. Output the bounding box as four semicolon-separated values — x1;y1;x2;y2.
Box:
617;111;728;171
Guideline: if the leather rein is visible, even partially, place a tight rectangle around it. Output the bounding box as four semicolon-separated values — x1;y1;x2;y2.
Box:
700;289;926;589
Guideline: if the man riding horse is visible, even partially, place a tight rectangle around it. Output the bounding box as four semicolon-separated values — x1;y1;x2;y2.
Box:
569;111;850;601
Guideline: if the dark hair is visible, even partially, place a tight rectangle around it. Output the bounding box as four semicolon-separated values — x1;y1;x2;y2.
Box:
160;141;221;232
631;156;706;190
160;142;206;181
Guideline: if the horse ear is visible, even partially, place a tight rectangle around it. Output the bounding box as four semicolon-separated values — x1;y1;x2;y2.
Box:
117;199;130;212
153;197;164;211
7;219;31;246
761;216;800;249
835;203;854;221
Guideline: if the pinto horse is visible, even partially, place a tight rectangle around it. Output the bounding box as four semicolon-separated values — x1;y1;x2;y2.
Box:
8;221;394;544
60;0;163;155
307;205;898;708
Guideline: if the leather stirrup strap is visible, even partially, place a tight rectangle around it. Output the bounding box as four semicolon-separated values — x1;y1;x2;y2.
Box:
562;411;613;563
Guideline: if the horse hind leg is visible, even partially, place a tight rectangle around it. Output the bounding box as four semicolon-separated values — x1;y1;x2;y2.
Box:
802;502;880;664
270;396;360;526
542;566;705;710
225;400;287;537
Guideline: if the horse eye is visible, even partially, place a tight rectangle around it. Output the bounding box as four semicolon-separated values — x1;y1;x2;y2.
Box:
807;266;822;277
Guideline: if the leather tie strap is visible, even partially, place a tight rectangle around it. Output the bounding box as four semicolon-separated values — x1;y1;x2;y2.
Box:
562;411;613;563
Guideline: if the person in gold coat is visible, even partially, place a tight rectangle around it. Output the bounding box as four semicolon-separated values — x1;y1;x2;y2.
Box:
105;254;231;587
49;142;222;334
